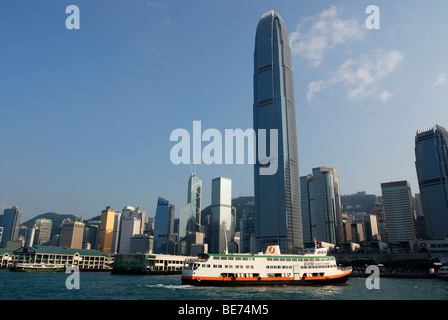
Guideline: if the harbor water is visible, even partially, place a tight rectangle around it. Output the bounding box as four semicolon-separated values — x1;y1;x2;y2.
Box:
1;270;447;300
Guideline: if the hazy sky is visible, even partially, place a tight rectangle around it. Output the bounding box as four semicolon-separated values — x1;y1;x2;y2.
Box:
1;0;447;222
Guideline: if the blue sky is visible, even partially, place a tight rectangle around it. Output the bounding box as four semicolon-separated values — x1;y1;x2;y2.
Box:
0;0;447;222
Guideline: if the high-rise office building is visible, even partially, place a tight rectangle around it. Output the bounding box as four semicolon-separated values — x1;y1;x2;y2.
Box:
82;224;98;249
381;181;416;243
59;221;85;249
98;206;117;253
210;177;232;254
0;206;22;244
35;218;52;245
179;172;202;241
253;10;302;253
415;124;448;239
300;167;343;245
117;206;145;254
153;197;175;254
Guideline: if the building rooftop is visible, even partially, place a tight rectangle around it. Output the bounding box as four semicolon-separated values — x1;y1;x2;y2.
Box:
14;245;107;256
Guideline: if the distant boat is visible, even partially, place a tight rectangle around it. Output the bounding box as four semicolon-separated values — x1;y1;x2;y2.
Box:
436;257;448;280
10;263;66;272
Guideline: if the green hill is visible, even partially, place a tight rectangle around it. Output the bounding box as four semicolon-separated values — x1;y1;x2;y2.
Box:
21;212;81;240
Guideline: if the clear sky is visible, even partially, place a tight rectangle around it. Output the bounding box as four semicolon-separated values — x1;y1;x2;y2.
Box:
1;0;447;222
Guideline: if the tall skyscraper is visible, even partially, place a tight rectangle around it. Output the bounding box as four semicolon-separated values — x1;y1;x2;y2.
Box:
300;167;343;245
0;206;22;244
253;10;302;253
179;172;202;240
415;124;448;239
153;197;175;254
210;177;232;254
381;181;416;243
98;206;116;253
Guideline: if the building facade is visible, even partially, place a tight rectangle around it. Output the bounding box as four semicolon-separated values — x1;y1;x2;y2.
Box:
179;172;202;252
253;11;302;253
59;221;85;249
381;181;416;243
209;177;232;254
153;197;175;254
35;218;52;245
300;167;343;245
0;207;22;244
98;206;117;253
415;124;448;239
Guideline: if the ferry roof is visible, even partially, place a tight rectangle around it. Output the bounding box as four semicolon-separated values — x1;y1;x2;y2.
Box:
206;253;332;259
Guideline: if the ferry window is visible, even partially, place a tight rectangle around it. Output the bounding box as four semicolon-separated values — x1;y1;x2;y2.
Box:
235;257;241;261
267;258;273;261
286;258;291;261
242;257;248;261
221;257;227;260
280;258;285;261
228;257;234;260
273;258;279;261
215;257;220;260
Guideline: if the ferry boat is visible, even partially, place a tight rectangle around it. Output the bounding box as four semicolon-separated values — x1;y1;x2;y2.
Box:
10;263;66;272
181;245;351;286
436;257;448;280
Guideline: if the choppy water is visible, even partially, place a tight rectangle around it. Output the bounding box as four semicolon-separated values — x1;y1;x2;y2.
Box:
1;270;447;300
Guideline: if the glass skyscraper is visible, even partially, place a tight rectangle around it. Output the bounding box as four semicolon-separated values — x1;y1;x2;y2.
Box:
0;206;22;244
179;172;202;240
153;197;175;254
415;124;448;239
253;11;302;253
381;181;416;243
300;167;343;245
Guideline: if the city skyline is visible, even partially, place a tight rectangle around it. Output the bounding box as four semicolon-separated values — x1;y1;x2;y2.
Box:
1;1;447;222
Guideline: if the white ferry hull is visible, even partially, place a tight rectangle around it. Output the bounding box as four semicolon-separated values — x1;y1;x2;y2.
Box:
181;271;351;286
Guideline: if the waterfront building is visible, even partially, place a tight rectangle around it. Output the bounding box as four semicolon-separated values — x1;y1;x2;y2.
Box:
0;206;22;244
112;253;192;275
381;181;417;243
13;245;111;270
300;167;343;246
153;197;175;254
98;206;117;253
210;177;232;254
253;10;302;253
35;218;52;245
129;234;153;254
59;221;85;249
415;124;448;239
